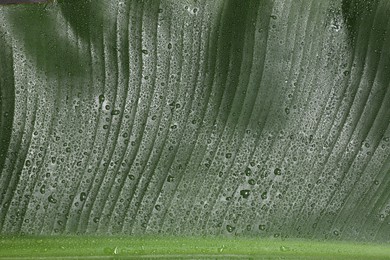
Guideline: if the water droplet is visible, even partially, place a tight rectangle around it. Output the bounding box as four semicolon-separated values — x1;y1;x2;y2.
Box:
274;168;281;175
285;108;290;115
240;190;250;199
343;70;350;76
93;217;100;223
40;185;46;194
218;245;225;253
261;192;267;199
111;110;120;115
80;192;87;201
167;175;175;182
259;224;266;230
167;43;172;49
141;49;148;55
226;225;235;233
270;15;277;19
248;179;255;185
48;195;57;204
98;94;105;103
244;167;252;176
225;153;232;159
280;245;290;252
331;20;341;32
155;205;161;211
25;160;31;167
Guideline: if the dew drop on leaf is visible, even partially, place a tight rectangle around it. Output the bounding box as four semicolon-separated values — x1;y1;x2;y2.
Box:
98;94;105;104
111;109;120;115
226;225;235;233
259;224;266;231
25;160;31;167
80;192;87;201
48;195;57;204
39;185;46;194
240;190;250;199
274;168;282;175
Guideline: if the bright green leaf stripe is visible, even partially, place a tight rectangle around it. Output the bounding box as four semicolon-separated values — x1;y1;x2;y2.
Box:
0;236;389;259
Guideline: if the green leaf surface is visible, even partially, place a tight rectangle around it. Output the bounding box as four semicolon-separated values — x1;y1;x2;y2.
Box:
0;0;390;255
1;236;390;259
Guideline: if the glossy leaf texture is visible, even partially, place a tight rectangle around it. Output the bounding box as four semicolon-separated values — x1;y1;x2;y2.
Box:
0;0;390;243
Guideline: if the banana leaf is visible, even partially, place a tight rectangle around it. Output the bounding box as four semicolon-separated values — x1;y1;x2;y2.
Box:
0;0;390;258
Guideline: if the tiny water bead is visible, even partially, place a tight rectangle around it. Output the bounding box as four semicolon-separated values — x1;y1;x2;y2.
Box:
274;168;281;175
240;190;250;199
244;167;252;176
111;109;120;115
167;175;175;182
259;224;266;231
39;185;46;194
98;94;105;103
280;245;290;252
48;195;57;204
226;225;235;233
80;192;87;201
